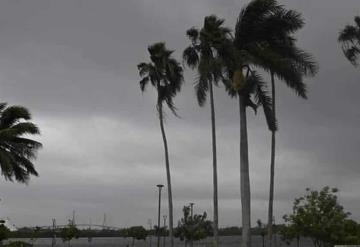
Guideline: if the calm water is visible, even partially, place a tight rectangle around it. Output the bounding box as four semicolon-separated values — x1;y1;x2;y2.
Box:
6;236;314;247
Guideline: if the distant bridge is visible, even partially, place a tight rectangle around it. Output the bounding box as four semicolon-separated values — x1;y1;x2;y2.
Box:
24;224;122;231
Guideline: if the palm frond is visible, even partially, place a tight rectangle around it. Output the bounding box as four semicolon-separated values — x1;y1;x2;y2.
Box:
0;104;41;183
138;42;184;117
338;16;360;66
183;46;199;69
0;106;31;127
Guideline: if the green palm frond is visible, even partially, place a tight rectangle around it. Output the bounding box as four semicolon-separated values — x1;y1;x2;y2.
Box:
138;42;184;118
0;103;41;183
253;74;278;131
184;15;232;106
339;16;360;66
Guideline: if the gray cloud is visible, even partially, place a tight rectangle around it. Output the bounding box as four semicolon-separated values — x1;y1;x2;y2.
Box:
0;0;359;228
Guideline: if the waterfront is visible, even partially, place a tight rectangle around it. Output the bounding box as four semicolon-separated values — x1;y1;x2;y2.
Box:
6;236;313;247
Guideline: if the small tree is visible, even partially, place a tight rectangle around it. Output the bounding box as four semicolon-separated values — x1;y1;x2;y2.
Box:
282;186;358;247
0;224;10;246
175;206;213;247
256;220;266;247
30;226;41;245
125;226;147;247
60;221;80;247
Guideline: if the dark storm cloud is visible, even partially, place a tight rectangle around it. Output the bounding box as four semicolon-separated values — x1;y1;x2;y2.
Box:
0;0;359;228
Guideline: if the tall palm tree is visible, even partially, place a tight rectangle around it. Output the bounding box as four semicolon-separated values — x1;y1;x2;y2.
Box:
224;66;276;247
183;16;232;246
245;5;318;246
0;103;42;183
339;16;360;66
230;1;317;246
137;42;184;247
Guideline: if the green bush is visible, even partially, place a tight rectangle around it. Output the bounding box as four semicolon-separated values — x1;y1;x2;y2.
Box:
5;241;33;247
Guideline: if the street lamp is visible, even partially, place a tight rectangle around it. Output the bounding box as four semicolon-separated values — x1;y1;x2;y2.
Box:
163;215;167;247
156;184;164;247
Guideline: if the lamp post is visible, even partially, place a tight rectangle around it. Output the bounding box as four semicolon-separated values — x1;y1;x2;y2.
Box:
163;215;167;247
157;184;164;247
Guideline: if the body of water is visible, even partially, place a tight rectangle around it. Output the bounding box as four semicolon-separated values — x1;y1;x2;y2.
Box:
6;236;314;247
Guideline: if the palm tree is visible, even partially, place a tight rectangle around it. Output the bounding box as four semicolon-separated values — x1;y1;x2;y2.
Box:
247;5;318;246
339;16;360;66
224;66;276;247
229;0;316;246
183;15;232;246
137;42;184;247
0;103;42;183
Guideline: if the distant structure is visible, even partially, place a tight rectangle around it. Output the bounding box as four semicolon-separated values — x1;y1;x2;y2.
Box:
0;218;17;231
102;213;107;229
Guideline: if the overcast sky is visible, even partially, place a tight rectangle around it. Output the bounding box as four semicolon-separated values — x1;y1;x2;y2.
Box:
0;0;359;228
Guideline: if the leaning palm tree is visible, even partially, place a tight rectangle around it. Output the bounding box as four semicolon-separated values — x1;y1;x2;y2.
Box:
183;15;232;246
339;16;360;66
238;4;319;246
229;1;317;246
137;42;184;247
0;103;42;183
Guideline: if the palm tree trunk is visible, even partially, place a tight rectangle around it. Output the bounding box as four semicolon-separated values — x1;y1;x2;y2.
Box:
158;104;174;247
239;94;251;247
267;72;276;247
209;82;219;246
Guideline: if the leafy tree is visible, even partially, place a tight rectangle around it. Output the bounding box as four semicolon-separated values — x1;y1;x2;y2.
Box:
175;206;213;247
282;186;359;247
60;221;80;247
339;16;360;66
126;226;148;247
0;103;42;183
256;220;266;247
183;15;232;246
0;224;10;246
137;42;184;247
30;227;41;245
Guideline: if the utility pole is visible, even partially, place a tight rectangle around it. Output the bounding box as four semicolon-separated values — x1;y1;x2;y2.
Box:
156;184;164;247
163;215;167;247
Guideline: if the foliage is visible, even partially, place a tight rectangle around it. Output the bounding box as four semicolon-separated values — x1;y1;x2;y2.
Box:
137;42;184;117
120;226;147;247
339;16;360;66
60;221;80;246
0;225;10;242
126;226;148;241
0;103;42;183
183;15;232;106
282;186;360;247
30;227;40;244
5;241;32;247
218;227;241;236
175;206;213;243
